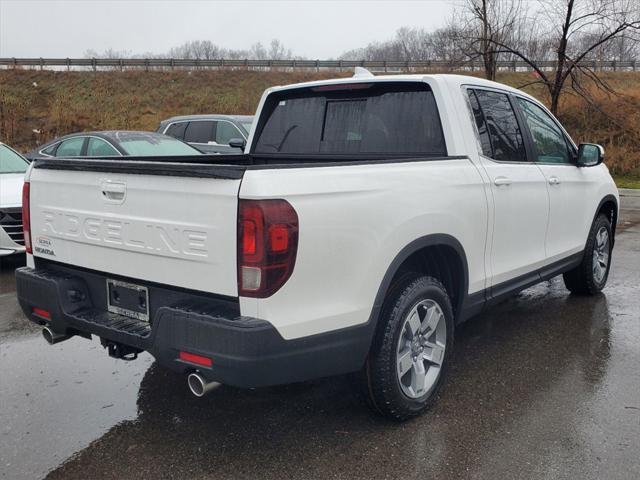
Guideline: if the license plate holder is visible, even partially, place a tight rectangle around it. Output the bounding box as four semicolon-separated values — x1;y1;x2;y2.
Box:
106;279;149;322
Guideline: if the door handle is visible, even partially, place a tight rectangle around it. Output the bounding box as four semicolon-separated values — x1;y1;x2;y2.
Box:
493;176;512;187
548;176;561;186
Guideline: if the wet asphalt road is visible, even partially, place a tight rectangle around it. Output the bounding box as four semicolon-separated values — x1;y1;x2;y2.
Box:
1;203;639;480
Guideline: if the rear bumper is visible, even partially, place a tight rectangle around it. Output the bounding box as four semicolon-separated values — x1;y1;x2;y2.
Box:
15;263;371;388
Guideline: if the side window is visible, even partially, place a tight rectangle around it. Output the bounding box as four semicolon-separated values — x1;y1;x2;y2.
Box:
517;98;573;164
467;90;492;158
86;138;119;156
473;89;527;162
41;144;58;156
165;122;187;140
183;121;215;144
216;122;243;145
55;137;85;157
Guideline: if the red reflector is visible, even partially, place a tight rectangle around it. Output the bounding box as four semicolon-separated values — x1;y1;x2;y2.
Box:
269;225;289;252
32;307;50;319
179;351;212;367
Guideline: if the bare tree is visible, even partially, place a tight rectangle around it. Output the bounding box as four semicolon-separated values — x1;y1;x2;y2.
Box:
454;0;523;80
481;0;640;114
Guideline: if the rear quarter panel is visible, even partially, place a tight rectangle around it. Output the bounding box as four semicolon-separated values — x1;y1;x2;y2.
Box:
239;159;488;340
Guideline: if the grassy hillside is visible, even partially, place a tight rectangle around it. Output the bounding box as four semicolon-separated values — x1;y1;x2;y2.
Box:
1;69;638;179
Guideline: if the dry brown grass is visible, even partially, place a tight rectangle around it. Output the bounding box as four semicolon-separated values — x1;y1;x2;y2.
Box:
0;68;638;176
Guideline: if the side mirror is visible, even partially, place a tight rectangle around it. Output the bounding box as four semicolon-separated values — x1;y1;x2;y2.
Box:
577;143;604;167
228;138;246;150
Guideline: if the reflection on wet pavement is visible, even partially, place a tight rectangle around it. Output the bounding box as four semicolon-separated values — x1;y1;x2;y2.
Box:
1;217;639;480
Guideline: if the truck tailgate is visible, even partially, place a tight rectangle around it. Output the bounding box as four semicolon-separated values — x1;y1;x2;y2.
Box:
28;165;241;296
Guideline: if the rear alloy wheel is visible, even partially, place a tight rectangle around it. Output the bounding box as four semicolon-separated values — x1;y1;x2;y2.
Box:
356;274;454;421
396;299;447;399
563;214;613;295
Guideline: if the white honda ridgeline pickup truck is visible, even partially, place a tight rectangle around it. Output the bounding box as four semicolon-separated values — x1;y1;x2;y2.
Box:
17;70;618;420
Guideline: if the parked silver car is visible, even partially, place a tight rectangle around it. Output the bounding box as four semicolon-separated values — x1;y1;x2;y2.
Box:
26;131;202;161
157;115;253;154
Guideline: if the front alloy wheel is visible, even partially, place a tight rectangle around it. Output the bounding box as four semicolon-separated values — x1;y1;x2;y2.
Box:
563;213;613;295
592;226;610;284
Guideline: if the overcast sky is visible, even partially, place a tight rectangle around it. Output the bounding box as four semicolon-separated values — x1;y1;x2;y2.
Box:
0;0;456;58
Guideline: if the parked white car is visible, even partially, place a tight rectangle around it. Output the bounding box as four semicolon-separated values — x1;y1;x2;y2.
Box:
0;143;28;256
16;71;618;420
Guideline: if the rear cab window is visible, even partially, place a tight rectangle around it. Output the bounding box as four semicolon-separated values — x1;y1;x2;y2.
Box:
252;82;447;157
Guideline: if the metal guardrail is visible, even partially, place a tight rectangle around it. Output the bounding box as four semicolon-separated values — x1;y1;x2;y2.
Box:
0;57;637;72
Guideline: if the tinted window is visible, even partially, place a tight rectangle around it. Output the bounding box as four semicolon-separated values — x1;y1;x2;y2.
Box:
473;90;526;162
183;121;214;144
0;145;28;174
86;138;119;156
468;90;492;158
322;100;366;153
165;122;187;140
56;137;85;157
517;98;573;164
216;122;242;144
254;83;446;156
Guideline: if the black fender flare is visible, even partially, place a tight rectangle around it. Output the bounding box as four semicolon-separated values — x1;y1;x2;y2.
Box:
590;194;618;246
364;234;470;343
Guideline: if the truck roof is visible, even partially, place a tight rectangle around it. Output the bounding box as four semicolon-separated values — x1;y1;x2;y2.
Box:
267;73;537;102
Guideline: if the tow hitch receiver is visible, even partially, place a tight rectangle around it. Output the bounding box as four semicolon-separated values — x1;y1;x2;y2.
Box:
101;339;142;361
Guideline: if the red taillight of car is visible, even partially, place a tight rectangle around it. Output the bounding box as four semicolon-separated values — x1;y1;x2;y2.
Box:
238;199;298;298
22;181;32;254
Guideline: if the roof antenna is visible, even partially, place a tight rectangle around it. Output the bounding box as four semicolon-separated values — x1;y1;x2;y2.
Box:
353;67;374;78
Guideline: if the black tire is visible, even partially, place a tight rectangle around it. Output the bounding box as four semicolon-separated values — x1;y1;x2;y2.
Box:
563;214;613;295
355;273;454;421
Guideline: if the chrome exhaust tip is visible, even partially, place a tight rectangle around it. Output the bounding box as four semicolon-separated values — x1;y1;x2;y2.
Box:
42;326;71;345
187;372;221;397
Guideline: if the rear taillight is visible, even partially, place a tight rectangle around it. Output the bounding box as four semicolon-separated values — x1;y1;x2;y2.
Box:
238;199;298;297
22;181;32;254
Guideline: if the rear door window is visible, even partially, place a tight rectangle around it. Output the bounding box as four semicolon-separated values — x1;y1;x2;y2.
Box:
471;89;527;162
184;121;215;144
253;82;447;156
55;137;86;157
